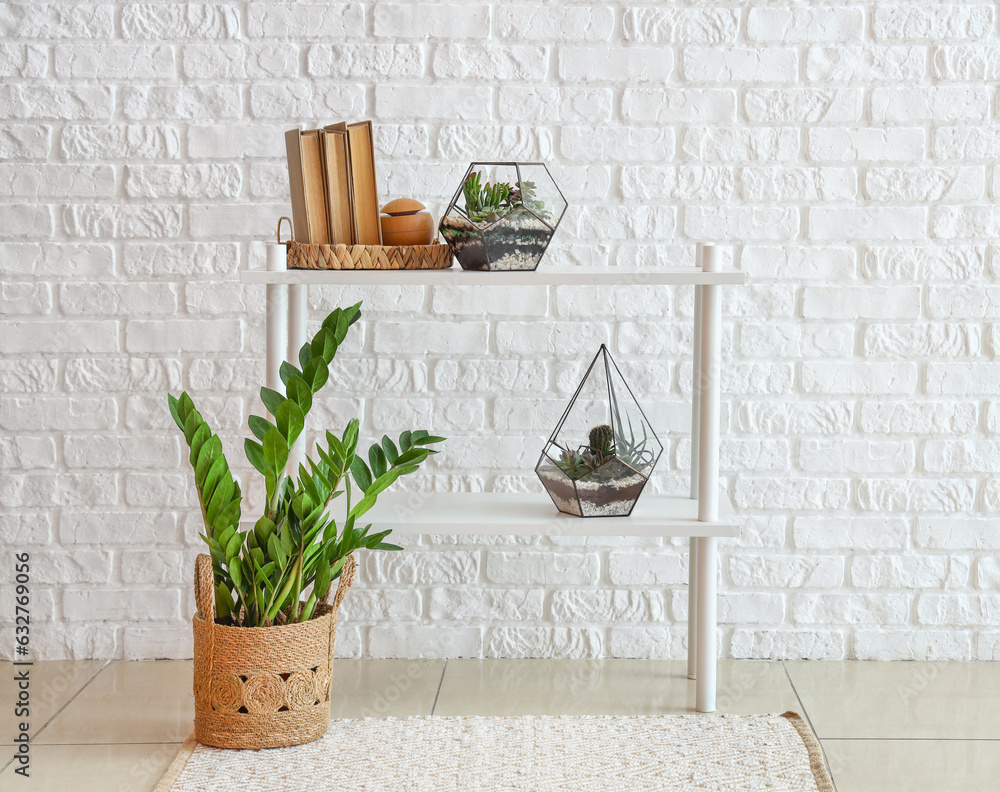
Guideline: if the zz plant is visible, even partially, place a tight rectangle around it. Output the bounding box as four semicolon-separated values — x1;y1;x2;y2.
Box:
168;301;444;628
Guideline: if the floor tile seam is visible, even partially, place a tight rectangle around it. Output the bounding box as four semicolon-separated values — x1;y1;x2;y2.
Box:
31;659;114;742
820;737;1000;743
779;660;820;735
430;659;448;715
781;660;840;792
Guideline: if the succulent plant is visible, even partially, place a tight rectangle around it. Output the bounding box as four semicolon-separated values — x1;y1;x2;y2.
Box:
511;180;552;221
588;424;615;457
463;171;512;223
462;171;552;225
555;448;602;480
615;415;655;473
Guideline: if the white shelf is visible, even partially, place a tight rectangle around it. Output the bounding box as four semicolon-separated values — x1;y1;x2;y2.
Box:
364;492;739;538
240;266;745;286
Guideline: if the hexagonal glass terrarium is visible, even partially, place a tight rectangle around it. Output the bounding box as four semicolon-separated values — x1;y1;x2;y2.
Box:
438;162;567;271
536;345;663;518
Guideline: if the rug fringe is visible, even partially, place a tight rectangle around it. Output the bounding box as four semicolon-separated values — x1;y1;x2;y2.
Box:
153;733;199;792
780;711;837;792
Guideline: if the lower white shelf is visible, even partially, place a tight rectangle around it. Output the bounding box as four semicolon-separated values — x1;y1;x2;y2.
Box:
364;492;739;538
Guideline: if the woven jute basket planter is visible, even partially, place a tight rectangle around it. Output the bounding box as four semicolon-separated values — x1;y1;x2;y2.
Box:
192;552;356;750
278;216;453;271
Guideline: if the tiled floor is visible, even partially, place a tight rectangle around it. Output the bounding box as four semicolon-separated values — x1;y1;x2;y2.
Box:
2;658;999;791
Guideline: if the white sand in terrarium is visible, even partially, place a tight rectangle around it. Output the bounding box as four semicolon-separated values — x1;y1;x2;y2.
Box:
580;499;632;517
537;467;582;515
577;471;646;516
539;465;646;517
491;251;539;271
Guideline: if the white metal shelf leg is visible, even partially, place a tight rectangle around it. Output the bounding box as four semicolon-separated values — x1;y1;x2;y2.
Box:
265;245;288;418
696;243;722;713
688;248;704;681
287;284;308;478
687;538;698;680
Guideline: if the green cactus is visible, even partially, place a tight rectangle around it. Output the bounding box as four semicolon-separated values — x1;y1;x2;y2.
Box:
588;424;615;457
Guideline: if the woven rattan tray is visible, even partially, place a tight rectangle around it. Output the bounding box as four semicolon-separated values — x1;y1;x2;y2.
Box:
278;217;453;271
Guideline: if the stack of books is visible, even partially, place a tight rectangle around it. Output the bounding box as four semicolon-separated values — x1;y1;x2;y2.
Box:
285;121;382;246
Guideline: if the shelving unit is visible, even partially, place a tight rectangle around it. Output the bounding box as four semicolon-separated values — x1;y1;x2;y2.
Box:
239;246;744;712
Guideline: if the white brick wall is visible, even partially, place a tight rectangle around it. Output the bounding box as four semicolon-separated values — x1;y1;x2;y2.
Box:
2;2;998;662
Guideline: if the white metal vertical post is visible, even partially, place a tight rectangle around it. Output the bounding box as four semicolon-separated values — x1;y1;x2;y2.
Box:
264;244;288;414
287;284;308;477
696;243;721;713
688;244;704;681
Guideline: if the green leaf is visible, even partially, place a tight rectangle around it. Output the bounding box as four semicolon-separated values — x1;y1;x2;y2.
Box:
323;309;351;344
364;529;392;548
248;415;274;442
260;387;285;416
399;430;413;452
286;375;313;417
218;525;236;551
301;357;329;393
374;542;404;552
215;583;234;620
326;432;347;466
276;400;305;447
350;493;379;520
413;435;446;446
229;556;243;588
202;455;227;504
298;341;313;370
268;533;286;569
310;327;338;365
194;435;220;487
183;411;202;446
244;438;266;474
351;457;372;493
225;531;242;561
188;422;211;466
364;467;406;500
263;428;288;475
207;477;235;526
299;464;321;504
254;517;276;548
369;444;387;478
395;447;430;466
167;394;183;431
343;419;359;454
313;560;331;603
344;301;362;327
381;436;399;465
292;491;314;520
216;499;241;531
279;360;300;386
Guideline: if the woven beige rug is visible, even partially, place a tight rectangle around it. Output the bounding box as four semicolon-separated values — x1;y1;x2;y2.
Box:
155;712;834;792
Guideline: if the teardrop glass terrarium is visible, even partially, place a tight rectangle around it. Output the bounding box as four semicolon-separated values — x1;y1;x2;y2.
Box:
438;162;567;271
536;345;663;517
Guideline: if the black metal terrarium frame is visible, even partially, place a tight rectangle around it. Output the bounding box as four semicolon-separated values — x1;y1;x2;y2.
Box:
441;161;568;271
536;344;664;517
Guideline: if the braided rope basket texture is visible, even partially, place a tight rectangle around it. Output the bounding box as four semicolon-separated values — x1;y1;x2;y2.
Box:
192;553;356;750
279;217;453;271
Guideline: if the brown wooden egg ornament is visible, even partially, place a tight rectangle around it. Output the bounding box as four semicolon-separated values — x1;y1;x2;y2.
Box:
380;198;435;246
